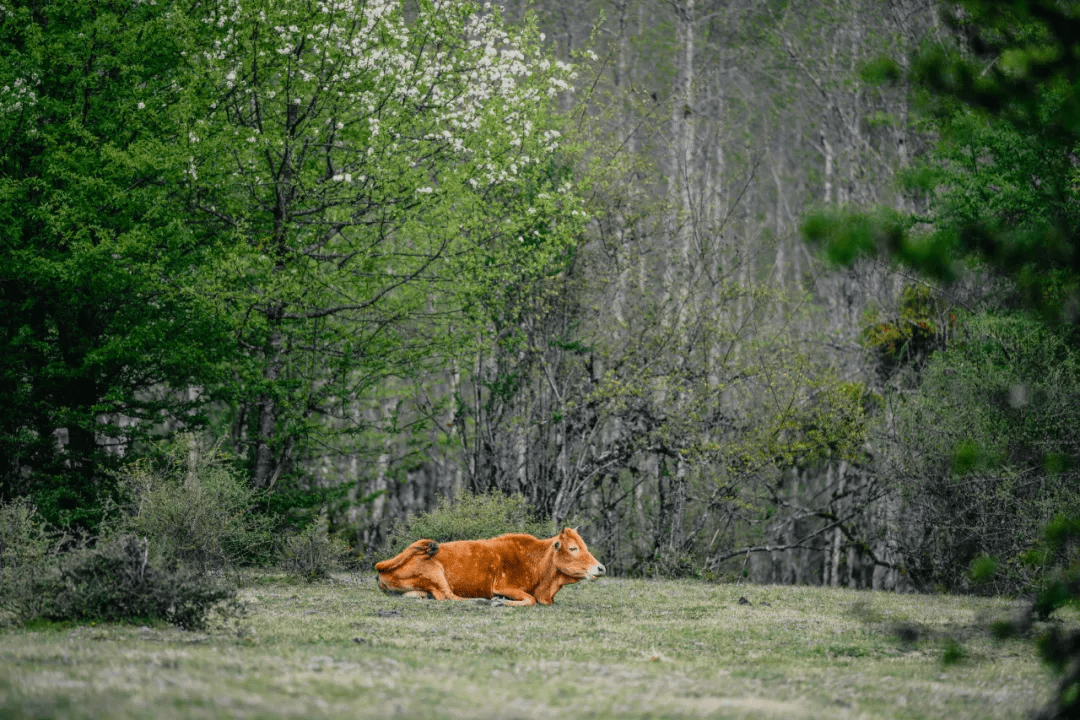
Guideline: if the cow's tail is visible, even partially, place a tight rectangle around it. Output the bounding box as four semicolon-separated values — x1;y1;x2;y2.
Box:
374;539;439;573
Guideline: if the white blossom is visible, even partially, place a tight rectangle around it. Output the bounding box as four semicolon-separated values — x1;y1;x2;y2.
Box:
189;0;583;248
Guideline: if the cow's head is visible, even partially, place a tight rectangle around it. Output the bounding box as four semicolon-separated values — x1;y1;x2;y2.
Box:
552;527;606;581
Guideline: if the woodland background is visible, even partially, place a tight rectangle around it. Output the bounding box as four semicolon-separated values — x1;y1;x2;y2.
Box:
2;0;1079;601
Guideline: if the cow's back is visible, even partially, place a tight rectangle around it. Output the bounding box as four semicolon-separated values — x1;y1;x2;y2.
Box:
435;534;547;598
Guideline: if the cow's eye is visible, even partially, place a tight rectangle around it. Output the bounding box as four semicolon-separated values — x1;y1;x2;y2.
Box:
570;547;578;552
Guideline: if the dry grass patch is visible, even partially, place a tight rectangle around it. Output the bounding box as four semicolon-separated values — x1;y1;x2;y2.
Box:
0;574;1064;719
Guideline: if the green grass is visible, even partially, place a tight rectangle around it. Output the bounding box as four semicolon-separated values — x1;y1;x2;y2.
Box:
0;575;1064;719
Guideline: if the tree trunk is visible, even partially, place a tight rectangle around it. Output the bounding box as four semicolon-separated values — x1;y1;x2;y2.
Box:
830;462;847;587
251;311;284;488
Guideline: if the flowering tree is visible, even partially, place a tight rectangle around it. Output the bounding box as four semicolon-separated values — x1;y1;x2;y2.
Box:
182;0;585;486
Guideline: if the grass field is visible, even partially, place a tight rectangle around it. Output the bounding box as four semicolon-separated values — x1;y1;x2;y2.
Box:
0;574;1063;719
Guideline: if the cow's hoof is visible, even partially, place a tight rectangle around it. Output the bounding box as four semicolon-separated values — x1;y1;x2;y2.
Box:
489;597;506;607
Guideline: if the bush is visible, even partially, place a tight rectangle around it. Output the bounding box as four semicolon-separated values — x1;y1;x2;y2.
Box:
0;499;55;572
0;499;61;624
1;534;237;630
1;465;241;631
634;549;701;579
53;535;237;630
282;514;350;581
384;490;550;554
0;562;56;626
889;312;1080;594
986;514;1080;720
114;435;275;570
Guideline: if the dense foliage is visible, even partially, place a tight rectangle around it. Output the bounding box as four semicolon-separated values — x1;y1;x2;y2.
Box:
114;436;276;571
33;534;237;631
888;312;1080;593
804;1;1080;715
177;0;585;489
805;0;1080;325
0;0;229;529
0;506;237;631
0;0;585;530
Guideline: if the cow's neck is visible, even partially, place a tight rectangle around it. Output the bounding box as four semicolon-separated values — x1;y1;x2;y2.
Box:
530;538;578;604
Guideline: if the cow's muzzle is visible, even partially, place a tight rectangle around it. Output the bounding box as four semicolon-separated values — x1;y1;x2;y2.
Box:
587;563;606;580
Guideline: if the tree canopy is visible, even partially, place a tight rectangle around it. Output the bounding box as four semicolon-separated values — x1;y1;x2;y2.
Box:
0;0;229;526
805;0;1080;326
0;0;585;525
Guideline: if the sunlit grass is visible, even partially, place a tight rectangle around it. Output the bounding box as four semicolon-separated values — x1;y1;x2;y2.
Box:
0;574;1063;719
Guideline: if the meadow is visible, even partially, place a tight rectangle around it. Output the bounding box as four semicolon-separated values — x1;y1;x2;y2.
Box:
0;575;1060;719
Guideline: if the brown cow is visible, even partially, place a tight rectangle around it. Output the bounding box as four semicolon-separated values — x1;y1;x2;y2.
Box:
374;527;605;606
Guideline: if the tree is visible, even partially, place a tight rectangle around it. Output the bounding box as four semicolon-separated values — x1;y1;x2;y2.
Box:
181;0;586;488
0;0;228;528
802;1;1080;574
886;311;1080;593
339;0;933;580
804;0;1080;326
801;2;1080;713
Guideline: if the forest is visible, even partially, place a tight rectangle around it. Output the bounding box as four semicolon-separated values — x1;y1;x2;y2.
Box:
1;0;1079;614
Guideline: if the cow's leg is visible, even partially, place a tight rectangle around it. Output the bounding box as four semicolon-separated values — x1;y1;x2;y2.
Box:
490;586;537;606
379;561;467;601
421;563;469;601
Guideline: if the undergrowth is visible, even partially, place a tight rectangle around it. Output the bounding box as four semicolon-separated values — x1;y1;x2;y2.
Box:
384;490;550;555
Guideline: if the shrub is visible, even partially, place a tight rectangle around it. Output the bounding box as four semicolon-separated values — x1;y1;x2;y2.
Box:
0;499;55;572
1;463;241;631
1;534;237;630
0;499;61;624
51;535;237;630
384;490;550;555
282;514;350;581
0;562;56;626
889;312;1080;594
115;435;275;570
634;549;701;579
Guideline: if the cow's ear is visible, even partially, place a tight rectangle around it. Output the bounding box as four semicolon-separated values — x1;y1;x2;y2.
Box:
553;540;561;550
